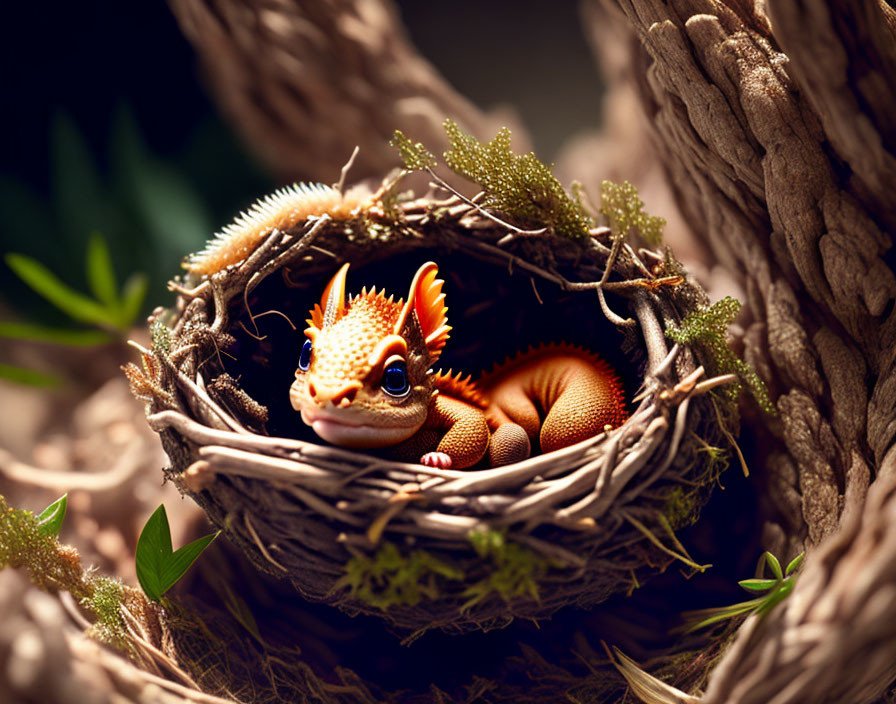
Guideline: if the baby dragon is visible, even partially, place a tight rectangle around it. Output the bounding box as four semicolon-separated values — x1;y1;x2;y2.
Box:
289;262;627;468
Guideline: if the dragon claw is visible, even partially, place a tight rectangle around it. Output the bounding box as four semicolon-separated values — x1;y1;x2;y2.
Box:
420;452;452;469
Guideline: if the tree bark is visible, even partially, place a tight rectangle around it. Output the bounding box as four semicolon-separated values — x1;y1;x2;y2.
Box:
167;0;527;184
584;0;896;700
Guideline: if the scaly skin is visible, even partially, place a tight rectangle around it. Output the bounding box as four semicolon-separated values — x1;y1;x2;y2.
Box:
481;344;628;454
290;263;627;469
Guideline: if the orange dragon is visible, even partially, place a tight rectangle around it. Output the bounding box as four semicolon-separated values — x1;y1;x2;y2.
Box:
289;262;628;469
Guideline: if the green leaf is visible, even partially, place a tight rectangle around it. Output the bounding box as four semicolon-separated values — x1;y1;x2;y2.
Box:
219;582;263;644
764;551;784;581
112;111;211;260
5;254;115;328
136;505;172;602
0;176;56;258
738;578;779;592
86;232;119;308
0;321;112;346
136;504;219;602
118;272;148;328
51;113;119;246
160;532;220;597
0;363;63;388
785;552;805;577
36;494;68;537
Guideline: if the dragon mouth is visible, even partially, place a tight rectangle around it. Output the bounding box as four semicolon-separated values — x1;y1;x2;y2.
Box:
298;405;420;449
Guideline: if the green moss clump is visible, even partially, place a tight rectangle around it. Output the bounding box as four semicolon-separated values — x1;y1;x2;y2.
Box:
599;180;665;246
83;576;129;649
333;542;463;611
461;530;550;611
666;296;774;413
661;487;702;531
442;120;591;239
390;130;437;171
150;320;170;353
0;493;86;597
0;494;130;649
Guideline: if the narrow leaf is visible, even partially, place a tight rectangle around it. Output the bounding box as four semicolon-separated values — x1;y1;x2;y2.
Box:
738;578;779;592
0;321;112;346
86;232;118;308
5;254;114;328
764;551;783;581
112;111;211;258
219;582;263;644
51;113;120;246
135;504;174;602
785;552;805;577
0;363;63;388
158;531;220;595
118;272;148;328
36;494;68;537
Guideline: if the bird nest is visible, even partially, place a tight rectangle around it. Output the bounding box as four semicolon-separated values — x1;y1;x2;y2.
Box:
127;179;737;634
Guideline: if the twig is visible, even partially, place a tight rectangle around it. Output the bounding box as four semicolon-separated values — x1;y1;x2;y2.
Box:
243;512;289;572
423;168;547;238
333;145;360;193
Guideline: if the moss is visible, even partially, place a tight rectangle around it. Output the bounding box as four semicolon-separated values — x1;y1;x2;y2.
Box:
332;542;464;610
333;532;554;614
661;486;702;531
443;120;591;239
392;121;592;240
390;130;437;171
150;320;171;353
0;493;86;598
83;575;129;649
599;180;665;246
666;296;775;413
461;530;551;611
1;494;132;651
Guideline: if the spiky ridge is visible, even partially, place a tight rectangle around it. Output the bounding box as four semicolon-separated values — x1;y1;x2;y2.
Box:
184;183;372;275
481;342;614;380
432;370;488;408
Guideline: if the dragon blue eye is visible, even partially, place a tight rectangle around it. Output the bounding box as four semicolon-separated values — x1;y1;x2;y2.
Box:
381;360;410;397
298;340;313;371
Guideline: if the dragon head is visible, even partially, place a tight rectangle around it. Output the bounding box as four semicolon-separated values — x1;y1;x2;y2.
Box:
289;261;451;448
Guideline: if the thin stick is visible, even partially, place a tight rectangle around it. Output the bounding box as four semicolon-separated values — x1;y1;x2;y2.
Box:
333;145;360;193
243;512;288;572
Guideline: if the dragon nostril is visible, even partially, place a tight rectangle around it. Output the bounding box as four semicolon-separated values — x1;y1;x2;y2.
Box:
308;380;318;399
333;385;357;406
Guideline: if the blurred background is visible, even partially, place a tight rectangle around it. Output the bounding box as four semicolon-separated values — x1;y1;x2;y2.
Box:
0;0;605;343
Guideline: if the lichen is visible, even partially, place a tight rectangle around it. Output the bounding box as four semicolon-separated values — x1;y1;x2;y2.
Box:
599;180;665;246
666;296;775;413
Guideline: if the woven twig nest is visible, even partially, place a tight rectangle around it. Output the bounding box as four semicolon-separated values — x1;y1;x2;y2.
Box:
128;178;736;634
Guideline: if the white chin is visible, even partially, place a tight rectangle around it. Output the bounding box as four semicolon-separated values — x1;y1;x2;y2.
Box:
300;408;418;449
